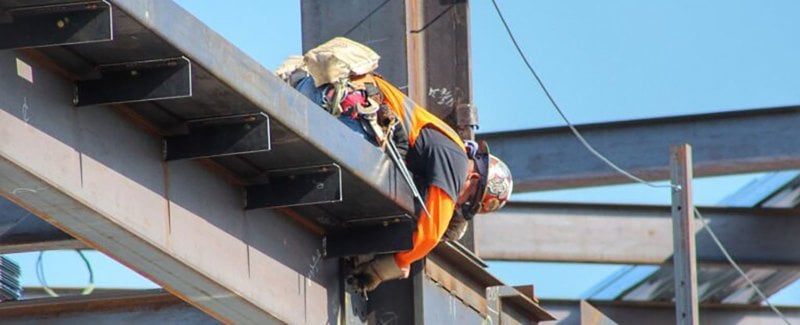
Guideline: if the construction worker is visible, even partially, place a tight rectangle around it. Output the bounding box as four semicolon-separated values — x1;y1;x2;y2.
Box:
277;38;513;292
345;74;513;292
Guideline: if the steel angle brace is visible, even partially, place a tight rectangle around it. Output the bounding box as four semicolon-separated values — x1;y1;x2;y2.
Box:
246;164;342;209
322;216;415;258
74;57;192;106
487;285;552;324
163;113;270;161
0;1;112;50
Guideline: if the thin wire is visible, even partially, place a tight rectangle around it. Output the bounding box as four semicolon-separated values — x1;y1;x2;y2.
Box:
695;207;791;325
36;251;58;297
491;1;790;322
77;250;96;295
489;0;676;190
36;250;96;297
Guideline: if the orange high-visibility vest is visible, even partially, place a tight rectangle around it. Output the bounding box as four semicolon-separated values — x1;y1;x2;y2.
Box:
373;76;465;150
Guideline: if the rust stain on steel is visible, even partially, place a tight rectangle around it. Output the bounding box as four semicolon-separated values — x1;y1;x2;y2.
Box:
162;160;173;248
277;208;325;236
198;159;247;187
19;49;76;81
0;239;87;254
115;103;167;136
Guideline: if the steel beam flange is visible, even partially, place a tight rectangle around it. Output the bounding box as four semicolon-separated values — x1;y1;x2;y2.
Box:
163;113;271;161
245;163;342;209
487;285;555;323
322;216;414;258
0;1;113;50
74;56;192;106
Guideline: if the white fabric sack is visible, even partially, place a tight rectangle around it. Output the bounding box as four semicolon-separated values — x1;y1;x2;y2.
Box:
304;37;380;87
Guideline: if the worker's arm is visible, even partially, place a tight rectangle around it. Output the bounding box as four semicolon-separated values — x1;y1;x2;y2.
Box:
394;185;455;269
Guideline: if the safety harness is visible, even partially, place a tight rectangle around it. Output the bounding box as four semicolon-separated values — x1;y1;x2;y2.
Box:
322;73;401;150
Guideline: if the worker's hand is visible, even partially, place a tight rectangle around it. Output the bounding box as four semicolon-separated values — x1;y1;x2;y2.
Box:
349;254;405;292
442;211;468;242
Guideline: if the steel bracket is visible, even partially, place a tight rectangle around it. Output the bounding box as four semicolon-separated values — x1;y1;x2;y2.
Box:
0;1;112;50
246;164;342;209
322;216;414;258
75;57;192;106
487;285;553;323
164;113;270;161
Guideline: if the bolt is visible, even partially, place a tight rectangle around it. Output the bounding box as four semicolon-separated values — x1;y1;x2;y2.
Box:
130;70;139;76
316;182;324;190
56;19;65;28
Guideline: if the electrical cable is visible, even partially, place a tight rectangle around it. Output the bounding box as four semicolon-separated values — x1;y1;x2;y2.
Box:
489;0;675;190
36;250;96;297
694;208;791;325
490;1;791;322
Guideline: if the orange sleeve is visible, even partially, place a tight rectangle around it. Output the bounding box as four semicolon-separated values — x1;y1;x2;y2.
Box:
394;185;455;269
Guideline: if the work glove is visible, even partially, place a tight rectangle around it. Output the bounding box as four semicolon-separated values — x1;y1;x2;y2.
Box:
349;254;405;292
442;211;469;242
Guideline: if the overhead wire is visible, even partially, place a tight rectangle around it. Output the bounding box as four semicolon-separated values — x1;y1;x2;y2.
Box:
695;208;791;324
489;1;792;323
489;0;674;190
36;250;96;297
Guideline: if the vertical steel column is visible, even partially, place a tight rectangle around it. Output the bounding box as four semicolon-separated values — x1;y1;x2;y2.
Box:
406;0;475;140
670;144;699;325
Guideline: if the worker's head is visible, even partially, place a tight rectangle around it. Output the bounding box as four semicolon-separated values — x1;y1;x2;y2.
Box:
457;141;513;220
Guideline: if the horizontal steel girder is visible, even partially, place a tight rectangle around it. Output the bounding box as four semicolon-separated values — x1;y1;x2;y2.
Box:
541;299;800;325
478;107;800;192
0;48;342;324
108;0;414;214
0;289;218;324
475;202;800;267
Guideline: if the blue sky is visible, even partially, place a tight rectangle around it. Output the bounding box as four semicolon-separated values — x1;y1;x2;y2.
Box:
7;0;800;304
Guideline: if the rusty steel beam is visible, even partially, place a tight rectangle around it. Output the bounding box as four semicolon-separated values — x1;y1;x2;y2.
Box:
0;9;340;324
406;0;475;139
425;243;555;323
478;107;800;192
541;299;800;325
475;202;800;267
0;289;219;324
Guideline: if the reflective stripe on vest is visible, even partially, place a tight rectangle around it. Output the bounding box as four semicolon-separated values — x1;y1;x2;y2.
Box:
374;76;465;150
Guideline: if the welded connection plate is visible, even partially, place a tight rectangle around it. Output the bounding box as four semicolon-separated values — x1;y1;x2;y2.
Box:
0;1;112;50
246;163;342;209
164;113;270;161
75;56;192;106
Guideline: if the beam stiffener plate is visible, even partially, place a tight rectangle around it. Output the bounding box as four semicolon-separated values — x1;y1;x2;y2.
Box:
75;56;192;106
323;217;414;258
246;164;342;209
164;113;270;161
0;1;112;50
